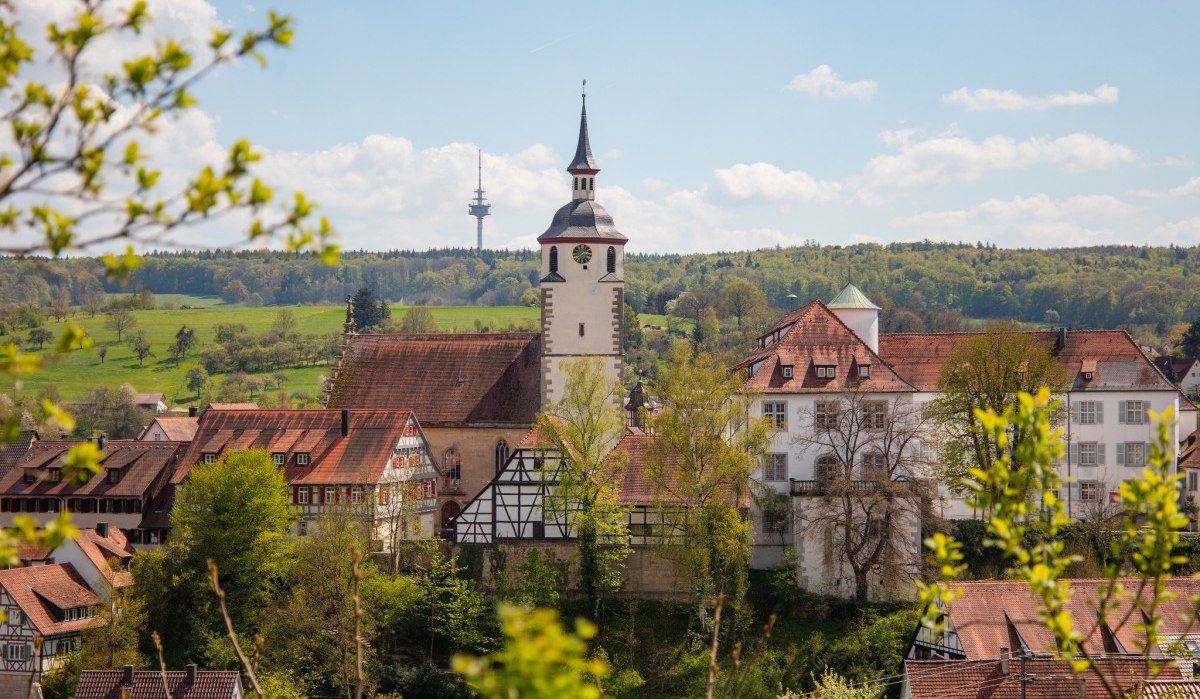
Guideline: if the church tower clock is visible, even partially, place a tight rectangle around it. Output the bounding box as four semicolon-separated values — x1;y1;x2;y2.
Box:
538;87;626;405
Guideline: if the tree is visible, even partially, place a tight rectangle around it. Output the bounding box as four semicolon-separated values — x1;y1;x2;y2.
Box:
40;579;147;699
97;345;107;364
105;308;136;342
926;321;1069;506
168;325;198;364
398;305;438;333
136;449;295;667
352;287;390;331
51;288;71;321
622;301;643;351
27;327;54;350
186;365;210;399
672;289;718;328
73;384;150;439
719;279;767;330
791;391;931;601
1180;315;1200;357
416;541;494;660
222;279;252;305
137;288;156;310
128;328;153;366
271;308;299;338
648;345;773;632
534;357;632;623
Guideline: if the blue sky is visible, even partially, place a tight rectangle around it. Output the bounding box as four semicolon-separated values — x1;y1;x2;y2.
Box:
141;2;1200;252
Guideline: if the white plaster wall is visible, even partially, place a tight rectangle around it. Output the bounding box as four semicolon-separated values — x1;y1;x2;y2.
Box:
830;307;879;354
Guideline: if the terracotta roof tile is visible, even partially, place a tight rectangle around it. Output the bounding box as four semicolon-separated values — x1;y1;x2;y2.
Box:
148;417;198;442
734;301;915;394
74;669;241;698
327;333;541;426
613;433;748;508
905;656;1183;699
0;431;36;479
174;409;427;486
0;441;180;499
76;527;135;588
0;563;100;635
879;330;1180;393
206;402;257;411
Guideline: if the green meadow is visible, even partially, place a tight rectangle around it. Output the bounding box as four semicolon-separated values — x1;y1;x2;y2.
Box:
4;302;542;405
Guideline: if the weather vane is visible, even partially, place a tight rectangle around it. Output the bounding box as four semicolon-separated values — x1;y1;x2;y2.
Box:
582;79;586;98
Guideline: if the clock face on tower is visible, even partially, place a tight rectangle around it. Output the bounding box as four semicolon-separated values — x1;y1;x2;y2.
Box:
572;244;593;264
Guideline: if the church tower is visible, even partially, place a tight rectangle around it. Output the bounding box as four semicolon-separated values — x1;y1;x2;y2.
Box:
538;87;627;405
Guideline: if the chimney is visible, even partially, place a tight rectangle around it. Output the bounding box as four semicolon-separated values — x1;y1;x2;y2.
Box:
341;409;350;437
186;663;197;688
98;432;107;450
96;522;108;538
122;665;134;689
999;647;1009;675
189;405;198;417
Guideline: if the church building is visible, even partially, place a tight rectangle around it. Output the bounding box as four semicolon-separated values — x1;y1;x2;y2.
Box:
326;92;627;530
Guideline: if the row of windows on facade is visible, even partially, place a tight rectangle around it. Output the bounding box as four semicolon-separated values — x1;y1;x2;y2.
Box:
547;245;617;275
1;605;87;630
780;364;870;381
761;453;894;482
441;441;511;481
0;497;142;513
762;399;1156;432
573;176;595;191
2;636;79;661
22;467;126;485
292;481;436;506
203;452;311;466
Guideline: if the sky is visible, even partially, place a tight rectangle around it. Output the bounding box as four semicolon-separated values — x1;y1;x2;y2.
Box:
20;1;1200;254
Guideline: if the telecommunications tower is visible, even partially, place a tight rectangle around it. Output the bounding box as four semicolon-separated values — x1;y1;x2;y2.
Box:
467;149;491;251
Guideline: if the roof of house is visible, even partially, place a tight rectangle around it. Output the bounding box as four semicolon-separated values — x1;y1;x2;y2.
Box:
614;433;748;507
905;656;1185;699
1181;428;1200;470
937;578;1200;659
0;441;181;499
733;300;915;394
1154;356;1200;380
206;402;258;411
75;527;135;588
134;393;166;405
0;430;36;479
172;409;424;486
327;333;542;426
74;669;241;699
878;329;1180;393
0;563;100;636
142;417;199;442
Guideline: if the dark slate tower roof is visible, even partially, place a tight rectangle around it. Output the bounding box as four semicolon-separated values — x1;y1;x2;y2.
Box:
568;93;599;174
538;200;626;241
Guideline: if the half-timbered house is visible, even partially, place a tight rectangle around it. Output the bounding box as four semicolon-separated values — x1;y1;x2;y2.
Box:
0;563;100;697
174;408;440;543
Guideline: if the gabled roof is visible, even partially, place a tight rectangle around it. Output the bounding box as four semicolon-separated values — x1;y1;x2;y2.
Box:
0;441;180;498
0;563;100;635
74;669;242;699
734;301;914;394
173;409;424;486
206;402;257;411
0;430;36;478
75;527;135;588
134;393;165;405
614;433;748;508
936;578;1200;659
879;330;1181;393
1155;356;1200;380
143;417;199;442
905;656;1185;699
327;333;542;426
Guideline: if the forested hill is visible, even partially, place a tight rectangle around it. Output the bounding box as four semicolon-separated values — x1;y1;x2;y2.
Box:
3;242;1198;331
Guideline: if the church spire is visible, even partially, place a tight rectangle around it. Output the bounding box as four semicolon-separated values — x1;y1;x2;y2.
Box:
568;82;599;201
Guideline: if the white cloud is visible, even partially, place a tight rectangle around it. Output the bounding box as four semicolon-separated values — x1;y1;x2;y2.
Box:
941;84;1118;112
1154;217;1200;244
787;65;877;100
713;162;841;203
1129;176;1200;199
891;194;1136;247
856;130;1137;198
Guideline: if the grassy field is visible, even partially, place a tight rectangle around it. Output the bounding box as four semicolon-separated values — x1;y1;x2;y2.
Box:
3;302;542;405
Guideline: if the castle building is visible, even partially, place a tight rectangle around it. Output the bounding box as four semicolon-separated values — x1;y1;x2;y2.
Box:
326;92;627;527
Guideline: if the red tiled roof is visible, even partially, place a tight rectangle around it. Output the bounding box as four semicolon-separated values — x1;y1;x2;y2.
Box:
0;441;180;499
879;330;1179;393
206;402;257;411
0;430;36;479
613;433;748;508
327;333;541;426
1140;679;1200;698
1154;356;1200;381
905;656;1184;699
74;669;241;699
144;417;199;442
173;409;424;486
941;578;1200;659
76;527;135;588
0;563;100;635
734;301;915;394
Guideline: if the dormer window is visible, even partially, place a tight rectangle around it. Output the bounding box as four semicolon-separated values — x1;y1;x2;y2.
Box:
22;469;35;484
815;365;836;380
858;365;871;379
106;469;121;485
297;453;310;466
49;469;62;483
1083;371;1094;381
781;365;794;379
272;453;286;466
203;453;217;465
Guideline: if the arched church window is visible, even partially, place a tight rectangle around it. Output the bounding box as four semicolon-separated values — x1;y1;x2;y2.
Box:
495;440;509;475
607;246;616;274
549;246;559;275
443;448;461;488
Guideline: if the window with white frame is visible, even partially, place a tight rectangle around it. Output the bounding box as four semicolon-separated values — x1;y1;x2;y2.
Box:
352;487;362;505
325;486;336;504
1190;472;1198;492
298;487;309;505
814;401;839;428
296;453;310;466
762;401;786;429
1080;481;1099;501
1079;442;1099;466
863;401;887;429
781;365;793;379
10;609;22;626
272;453;286;466
1119;442;1148;467
1122;400;1147;425
815;365;836;379
6;643;23;661
858;364;870;379
763;454;787;481
1077;401;1101;425
203;453;216;465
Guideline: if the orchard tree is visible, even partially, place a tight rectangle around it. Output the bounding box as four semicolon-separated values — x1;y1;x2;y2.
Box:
398;305;438;333
186;365;209;399
105;308;136;342
127;329;153;366
719;278;767;330
168;325;197;364
27;327;54;349
534;358;631;623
